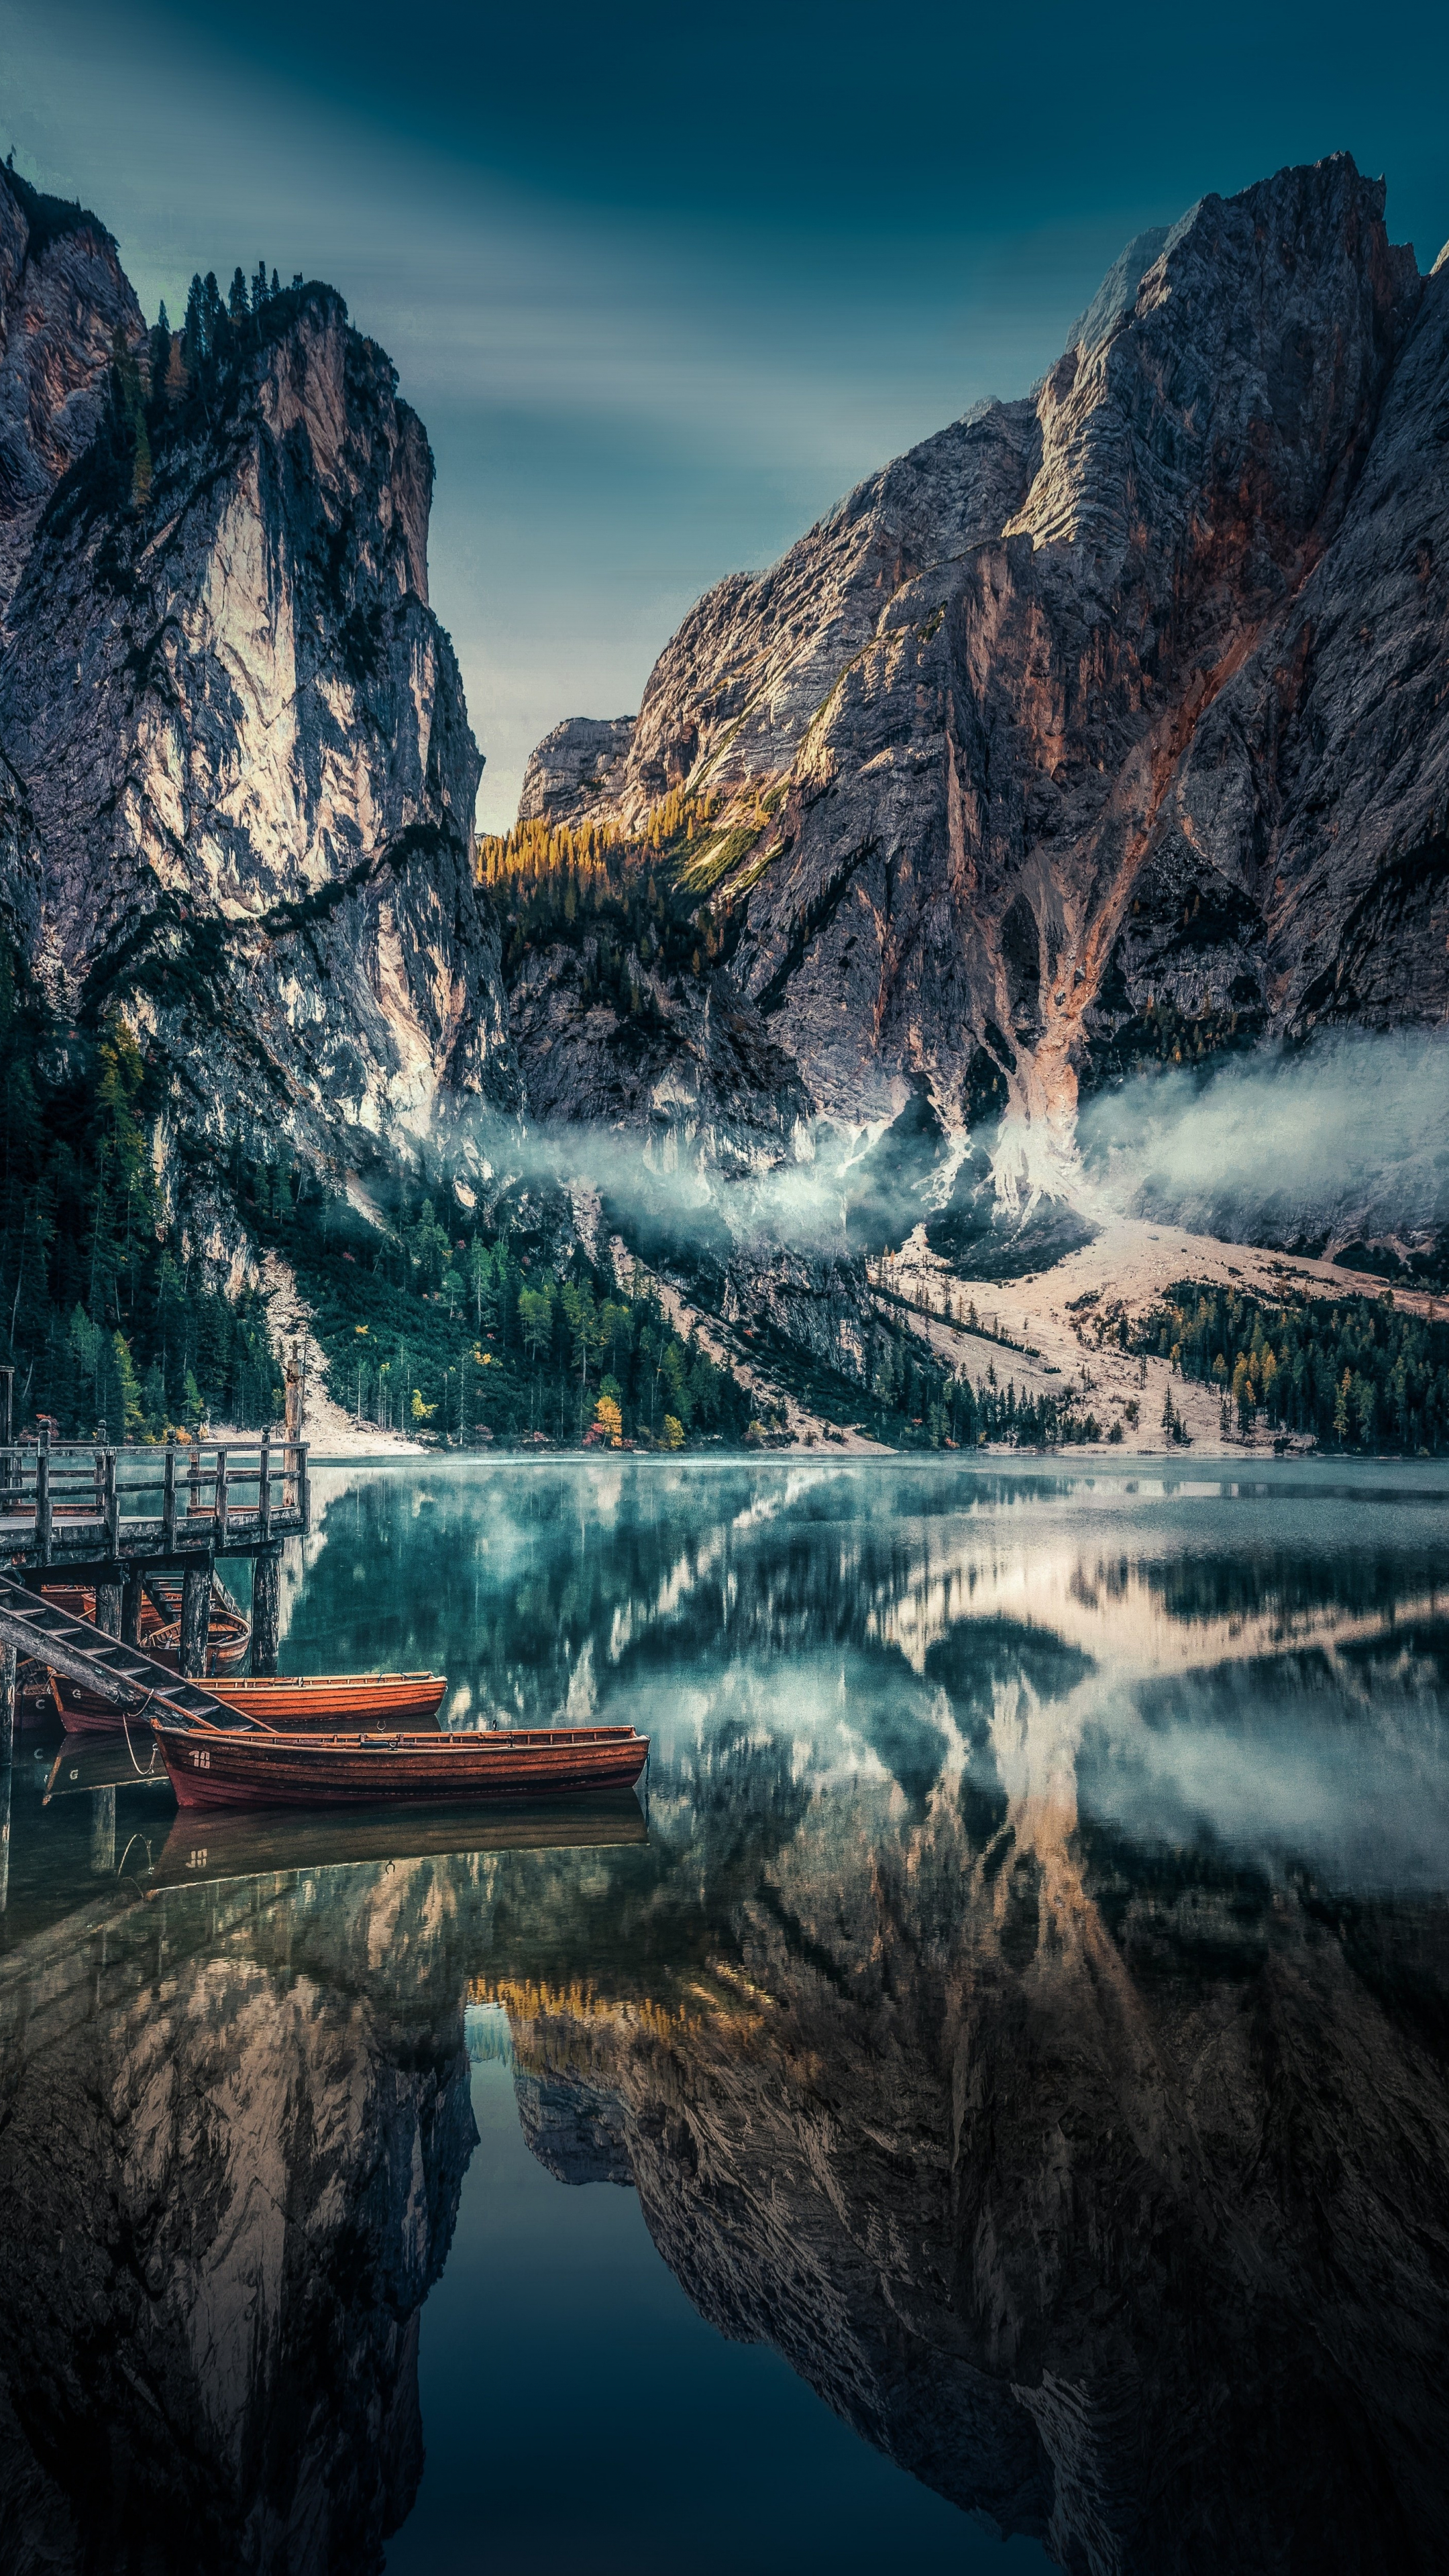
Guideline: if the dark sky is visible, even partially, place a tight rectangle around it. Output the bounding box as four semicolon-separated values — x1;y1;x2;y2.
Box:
5;0;1447;822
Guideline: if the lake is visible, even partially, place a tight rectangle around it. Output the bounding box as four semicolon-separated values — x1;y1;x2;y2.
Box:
1;1456;1446;2575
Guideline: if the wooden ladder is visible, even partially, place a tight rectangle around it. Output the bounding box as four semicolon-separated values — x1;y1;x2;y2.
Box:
0;1572;255;1731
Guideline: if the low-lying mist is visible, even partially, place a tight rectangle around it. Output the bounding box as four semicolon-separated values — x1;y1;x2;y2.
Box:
451;1029;1449;1283
455;1104;894;1261
1078;1030;1449;1253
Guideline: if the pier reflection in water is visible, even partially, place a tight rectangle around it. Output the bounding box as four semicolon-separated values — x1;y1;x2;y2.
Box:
1;1458;1447;2576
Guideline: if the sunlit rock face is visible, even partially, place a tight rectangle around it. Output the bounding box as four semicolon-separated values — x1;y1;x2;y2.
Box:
518;714;635;824
525;155;1445;1176
0;1856;479;2576
0;167;516;1240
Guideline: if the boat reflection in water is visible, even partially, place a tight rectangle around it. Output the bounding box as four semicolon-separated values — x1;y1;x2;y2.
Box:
147;1788;649;1892
0;1458;1446;2575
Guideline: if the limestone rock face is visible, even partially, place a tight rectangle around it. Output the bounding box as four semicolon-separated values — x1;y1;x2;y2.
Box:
0;191;516;1245
0;172;143;616
519;713;635;822
523;155;1442;1187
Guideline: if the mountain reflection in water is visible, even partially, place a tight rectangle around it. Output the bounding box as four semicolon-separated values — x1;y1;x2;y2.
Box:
1;1458;1446;2576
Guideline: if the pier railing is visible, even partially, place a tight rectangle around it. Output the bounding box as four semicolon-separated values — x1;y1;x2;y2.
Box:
0;1438;310;1566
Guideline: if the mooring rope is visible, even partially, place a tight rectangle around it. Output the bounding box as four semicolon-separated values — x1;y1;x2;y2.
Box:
121;1693;160;1776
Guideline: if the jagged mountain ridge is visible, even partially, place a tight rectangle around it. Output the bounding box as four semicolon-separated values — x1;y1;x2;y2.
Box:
0;170;515;1271
2;146;1446;1385
521;155;1449;1248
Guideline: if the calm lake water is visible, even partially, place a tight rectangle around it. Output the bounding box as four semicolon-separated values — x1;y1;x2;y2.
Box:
2;1456;1448;2575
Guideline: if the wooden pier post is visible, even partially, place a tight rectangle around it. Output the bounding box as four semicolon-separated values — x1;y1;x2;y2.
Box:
94;1574;123;1638
0;1640;15;1766
121;1568;144;1645
251;1543;282;1676
91;1785;116;1875
180;1563;212;1678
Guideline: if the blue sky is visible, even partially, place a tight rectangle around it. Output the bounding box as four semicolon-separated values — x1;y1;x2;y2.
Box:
3;0;1447;825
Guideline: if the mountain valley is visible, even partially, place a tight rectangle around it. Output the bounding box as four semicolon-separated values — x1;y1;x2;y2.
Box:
1;151;1447;1450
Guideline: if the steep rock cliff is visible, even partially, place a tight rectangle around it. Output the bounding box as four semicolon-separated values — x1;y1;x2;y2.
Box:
0;170;142;614
0;179;516;1262
521;156;1446;1264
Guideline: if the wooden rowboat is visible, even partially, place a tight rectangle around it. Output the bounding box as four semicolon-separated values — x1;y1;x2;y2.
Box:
153;1717;651;1810
142;1609;251;1669
197;1671;446;1725
51;1668;447;1736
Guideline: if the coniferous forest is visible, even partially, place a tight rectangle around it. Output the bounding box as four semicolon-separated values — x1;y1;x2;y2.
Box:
0;936;279;1438
246;1167;751;1450
9;893;1449;1458
1137;1282;1449;1452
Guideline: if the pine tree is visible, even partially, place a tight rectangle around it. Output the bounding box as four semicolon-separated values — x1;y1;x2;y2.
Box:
228;266;248;319
182;272;206;366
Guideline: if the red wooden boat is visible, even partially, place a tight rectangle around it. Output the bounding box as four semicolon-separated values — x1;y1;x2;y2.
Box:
51;1667;447;1736
142;1607;251;1669
153;1717;651;1810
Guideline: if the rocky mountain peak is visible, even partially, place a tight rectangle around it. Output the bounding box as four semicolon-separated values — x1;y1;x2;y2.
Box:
1065;224;1171;359
519;712;635;822
1006;155;1419;572
508;151;1446;1289
0;231;516;1264
0;165;143;617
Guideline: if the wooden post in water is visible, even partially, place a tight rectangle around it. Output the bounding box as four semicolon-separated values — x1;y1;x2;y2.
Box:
121;1567;144;1645
251;1542;282;1676
95;1572;123;1638
90;1785;116;1875
0;1640;14;1767
163;1438;178;1552
179;1563;212;1677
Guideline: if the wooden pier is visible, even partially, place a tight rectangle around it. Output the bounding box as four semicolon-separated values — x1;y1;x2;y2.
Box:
0;1434;310;1760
